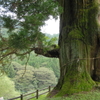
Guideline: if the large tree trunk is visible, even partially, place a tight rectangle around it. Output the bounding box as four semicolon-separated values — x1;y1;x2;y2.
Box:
50;0;98;96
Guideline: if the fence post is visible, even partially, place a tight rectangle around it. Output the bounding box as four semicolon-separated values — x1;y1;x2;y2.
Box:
36;90;39;99
20;94;23;100
49;86;51;92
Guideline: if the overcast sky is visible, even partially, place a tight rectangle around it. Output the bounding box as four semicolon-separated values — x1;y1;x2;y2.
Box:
41;17;59;35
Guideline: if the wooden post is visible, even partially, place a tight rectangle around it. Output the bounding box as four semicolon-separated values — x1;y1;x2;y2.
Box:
20;94;23;100
36;90;39;99
49;86;51;92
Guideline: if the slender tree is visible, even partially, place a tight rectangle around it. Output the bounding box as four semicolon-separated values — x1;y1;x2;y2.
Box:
0;0;99;96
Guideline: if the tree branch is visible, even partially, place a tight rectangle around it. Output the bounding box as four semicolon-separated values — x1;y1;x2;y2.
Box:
34;48;59;58
0;46;59;62
14;47;59;58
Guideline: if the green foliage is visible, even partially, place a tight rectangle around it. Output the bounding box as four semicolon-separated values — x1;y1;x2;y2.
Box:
34;67;57;88
0;0;62;51
43;36;57;47
2;16;18;31
0;28;9;37
13;64;35;93
0;75;20;99
14;52;60;78
8;62;57;93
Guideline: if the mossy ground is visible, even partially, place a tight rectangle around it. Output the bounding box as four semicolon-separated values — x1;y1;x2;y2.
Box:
55;71;95;96
30;88;100;100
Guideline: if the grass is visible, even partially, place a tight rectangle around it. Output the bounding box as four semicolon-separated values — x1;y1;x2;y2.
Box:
30;89;100;100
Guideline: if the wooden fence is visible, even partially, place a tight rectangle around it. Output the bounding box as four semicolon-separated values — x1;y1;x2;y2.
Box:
8;86;52;100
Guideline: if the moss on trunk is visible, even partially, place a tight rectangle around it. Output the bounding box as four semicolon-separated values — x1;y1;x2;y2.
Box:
49;0;99;96
56;70;95;96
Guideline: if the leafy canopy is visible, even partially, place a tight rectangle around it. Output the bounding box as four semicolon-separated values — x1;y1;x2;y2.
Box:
0;0;62;65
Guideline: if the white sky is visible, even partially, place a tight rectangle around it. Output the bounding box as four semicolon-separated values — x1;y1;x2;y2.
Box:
41;17;59;35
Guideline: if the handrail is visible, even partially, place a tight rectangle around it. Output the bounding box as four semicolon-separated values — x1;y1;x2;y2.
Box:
8;96;21;100
23;91;36;97
8;86;53;100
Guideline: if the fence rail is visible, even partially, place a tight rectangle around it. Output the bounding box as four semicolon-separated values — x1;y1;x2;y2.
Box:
8;86;52;100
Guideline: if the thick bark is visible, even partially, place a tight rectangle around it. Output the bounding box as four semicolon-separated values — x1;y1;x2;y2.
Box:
91;35;100;81
49;0;97;96
90;1;100;81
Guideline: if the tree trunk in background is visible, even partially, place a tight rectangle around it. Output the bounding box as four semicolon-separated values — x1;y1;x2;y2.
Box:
91;32;100;81
91;1;100;81
50;0;98;96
